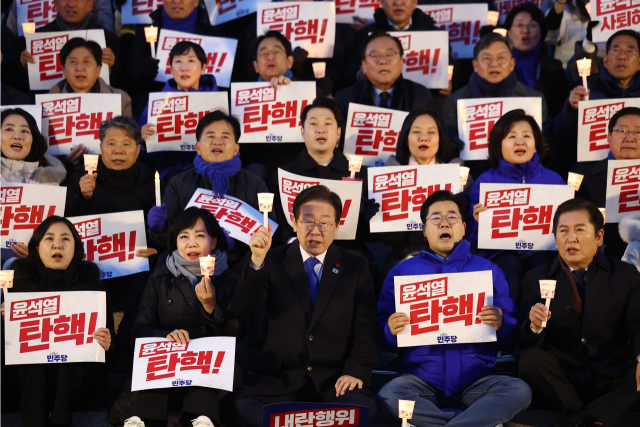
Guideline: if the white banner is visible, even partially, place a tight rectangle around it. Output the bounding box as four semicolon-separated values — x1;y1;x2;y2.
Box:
231;82;315;143
16;0;57;36
591;0;640;43
605;159;640;222
121;0;163;24
0;105;43;131
257;2;336;58
343;103;408;168
494;0;548;25
205;0;262;25
388;31;449;89
154;29;238;88
457;97;543;161
145;92;229;152
368;165;461;233
26;30;110;91
478;183;575;251
185;190;279;245
335;0;380;23
277;169;362;240
4;291;107;364
131;337;236;392
418;4;488;59
394;271;496;347
0;184;66;249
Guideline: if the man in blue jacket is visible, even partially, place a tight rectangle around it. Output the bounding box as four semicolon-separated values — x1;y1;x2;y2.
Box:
377;190;531;426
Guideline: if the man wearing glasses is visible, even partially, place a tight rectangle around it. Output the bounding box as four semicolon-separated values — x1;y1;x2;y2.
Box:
377;190;531;426
233;185;379;427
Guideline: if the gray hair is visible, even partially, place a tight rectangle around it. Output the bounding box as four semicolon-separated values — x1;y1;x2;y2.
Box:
473;32;513;60
99;115;142;145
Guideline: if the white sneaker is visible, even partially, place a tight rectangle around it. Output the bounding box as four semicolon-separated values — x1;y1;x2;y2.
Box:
191;415;215;427
124;416;146;427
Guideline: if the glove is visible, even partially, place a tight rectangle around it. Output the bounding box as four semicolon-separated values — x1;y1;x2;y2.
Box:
291;46;308;72
360;198;380;222
141;57;160;80
148;204;167;231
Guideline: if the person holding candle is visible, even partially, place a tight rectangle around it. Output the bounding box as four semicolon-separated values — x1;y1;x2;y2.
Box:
517;198;640;427
543;0;590;68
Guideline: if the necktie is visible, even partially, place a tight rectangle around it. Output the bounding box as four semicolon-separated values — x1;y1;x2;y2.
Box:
378;92;391;108
573;269;587;301
305;257;320;307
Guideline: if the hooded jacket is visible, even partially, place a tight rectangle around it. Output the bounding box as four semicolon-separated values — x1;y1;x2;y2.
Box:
1;155;66;185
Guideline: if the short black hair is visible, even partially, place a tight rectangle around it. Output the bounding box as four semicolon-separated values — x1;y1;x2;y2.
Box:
608;106;640;133
420;191;466;224
361;32;404;60
27;216;85;265
300;97;343;129
99;115;142;146
1;108;48;164
252;30;293;60
169;41;207;69
474;32;513;60
488;109;545;167
59;37;102;67
292;185;342;224
196;110;241;143
553;198;604;236
167;207;229;253
396;109;452;165
606;29;640;53
504;2;548;42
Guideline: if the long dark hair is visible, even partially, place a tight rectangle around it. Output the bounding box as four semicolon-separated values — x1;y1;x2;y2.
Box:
167;207;229;253
395;109;452;165
487;109;545;168
27;216;85;265
1;108;49;165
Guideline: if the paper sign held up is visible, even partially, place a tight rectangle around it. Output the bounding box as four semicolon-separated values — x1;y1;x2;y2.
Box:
605;159;640;223
388;31;449;89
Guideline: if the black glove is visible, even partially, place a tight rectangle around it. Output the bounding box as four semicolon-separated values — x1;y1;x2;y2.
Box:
141;57;160;80
291;46;308;72
360;197;380;222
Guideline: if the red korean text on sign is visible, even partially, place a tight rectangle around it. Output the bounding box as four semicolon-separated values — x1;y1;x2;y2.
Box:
30;34;67;81
150;96;208;143
129;0;163;17
1;202;57;237
335;0;379;15
282;179;320;220
76;220;137;262
484;188;530;209
270;408;360;427
464;101;503;151
21;0;57;29
215;0;247;16
425;8;453;24
265;6;329;45
351;112;398;156
484;188;551;239
443;21;481;46
0;187;24;205
600;8;640;32
205;52;228;74
140;341;188;357
495;0;541;17
612;166;640;213
73;218;101;239
242;94;309;134
262;5;299;23
10;296;60;321
195;195;262;236
145;347;226;381
43;97;114;146
583;102;624;152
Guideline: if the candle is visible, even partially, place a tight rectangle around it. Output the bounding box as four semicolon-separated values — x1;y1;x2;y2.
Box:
144;26;158;59
599;208;606;224
459;166;470;190
22;23;36;34
199;255;216;278
83;154;99;174
493;28;507;37
348;154;363;179
539;280;556;328
155;171;161;207
447;65;454;81
398;400;415;427
257;193;275;228
487;11;499;26
312;62;326;79
567;172;584;192
576;58;592;101
0;270;14;292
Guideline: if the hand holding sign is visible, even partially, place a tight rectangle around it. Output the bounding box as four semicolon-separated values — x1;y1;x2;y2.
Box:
195;276;216;314
249;223;273;268
473;203;487;222
93;328;111;351
388;312;410;335
167;329;189;345
9;242;29;259
477;305;503;331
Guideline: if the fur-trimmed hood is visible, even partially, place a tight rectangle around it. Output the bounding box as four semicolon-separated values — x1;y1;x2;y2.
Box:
618;213;640;243
12;258;101;290
1;154;66;185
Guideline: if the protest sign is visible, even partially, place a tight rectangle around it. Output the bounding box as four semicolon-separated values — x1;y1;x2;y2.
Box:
0;184;66;249
394;271;496;347
335;0;379;23
145;92;229;152
4;291;107;364
605;159;640;222
121;0;163;24
185;190;279;245
205;0;261;25
388;31;449;89
257;2;336;58
494;0;548;24
278;169;362;240
457;97;543;161
231;82;315;143
478;183;575;250
263;403;369;427
16;0;56;36
368;165;461;233
131;337;236;391
591;0;640;42
0;105;43;131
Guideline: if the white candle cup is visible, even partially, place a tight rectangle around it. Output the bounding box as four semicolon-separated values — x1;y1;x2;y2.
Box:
539;280;556;327
312;62;326;79
83;154;99;174
155;171;161;207
257;193;275;228
0;270;14;290
22;22;36;34
577;58;592;100
459;166;470;189
145;26;158;59
348;154;364;178
199;256;216;278
487;11;499;26
599;208;606;224
493;28;507;37
567;172;584;192
398;400;416;421
447;65;454;81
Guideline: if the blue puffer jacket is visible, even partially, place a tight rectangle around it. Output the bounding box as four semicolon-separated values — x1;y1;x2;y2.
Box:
378;239;517;396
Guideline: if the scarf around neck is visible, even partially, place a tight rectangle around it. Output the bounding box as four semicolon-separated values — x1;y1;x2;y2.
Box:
97;157;141;191
467;71;519;98
162;6;198;32
55;13;91;31
513;44;541;88
194;154;242;198
166;249;228;286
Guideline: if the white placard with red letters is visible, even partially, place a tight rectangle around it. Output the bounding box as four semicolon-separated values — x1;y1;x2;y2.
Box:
154;29;238;88
131;337;236;392
457;97;543;161
367;165;461;233
36;93;122;156
1;105;43;131
605;160;640;222
394;271;496;347
494;0;548;25
257;2;336;58
418;4;488;59
145;92;230;152
205;0;262;25
0;184;66;250
277;169;362;240
335;0;380;23
186;190;279;245
16;0;57;36
342;103;409;167
591;0;640;42
121;0;163;24
231;82;315;143
478;184;575;251
66;211;149;280
4;291;107;365
388;31;449;89
25;30;110;91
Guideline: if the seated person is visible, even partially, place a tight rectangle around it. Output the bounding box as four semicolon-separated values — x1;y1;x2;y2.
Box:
377;190;531;426
517;198;640;427
232;185;378;427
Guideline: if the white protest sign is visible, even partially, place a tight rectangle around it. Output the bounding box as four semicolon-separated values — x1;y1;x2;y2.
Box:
494;0;548;25
4;291;107;364
131;337;236;392
205;0;262;25
605;159;640;222
478;183;575;251
185;190;279;245
231;82;315;143
394;271;496;347
257;2;336;58
457;97;543;161
36;93;121;156
121;0;163;24
0;184;66;249
368;165;461;233
418;4;488;59
342;103;408;167
591;0;640;43
0;105;43;131
278;169;362;240
16;0;57;36
26;30;110;91
335;0;380;23
154;29;238;87
388;31;449;89
145;92;229;152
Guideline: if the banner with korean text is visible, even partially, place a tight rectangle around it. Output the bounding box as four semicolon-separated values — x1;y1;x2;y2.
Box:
367;165;461;233
494;0;548;25
257;2;336;58
263;403;369;427
16;0;56;36
154;29;238;87
342;103;408;167
131;337;236;391
478;184;575;250
277;169;362;240
388;31;449;89
394;271;496;347
231;82;315;143
335;0;379;23
0;105;43;131
26;30;110;91
146;92;229;152
4;291;107;364
592;0;640;42
121;0;163;24
605;160;640;222
36;93;121;155
205;0;262;25
458;97;543;161
0;184;66;250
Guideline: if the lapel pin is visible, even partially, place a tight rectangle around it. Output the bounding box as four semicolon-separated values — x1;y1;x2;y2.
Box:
332;264;339;274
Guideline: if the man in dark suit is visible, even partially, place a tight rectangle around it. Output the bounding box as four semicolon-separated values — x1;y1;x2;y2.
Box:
233;185;379;427
517;198;640;427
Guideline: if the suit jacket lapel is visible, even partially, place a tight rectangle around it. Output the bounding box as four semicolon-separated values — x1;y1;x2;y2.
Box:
283;243;314;321
310;244;342;329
